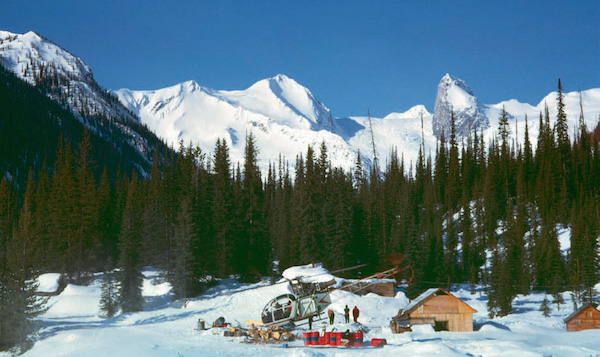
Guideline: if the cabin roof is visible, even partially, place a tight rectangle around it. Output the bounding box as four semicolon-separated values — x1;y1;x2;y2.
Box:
564;304;600;323
400;287;477;315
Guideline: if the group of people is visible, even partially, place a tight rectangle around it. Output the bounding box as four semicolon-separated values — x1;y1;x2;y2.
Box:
327;305;360;325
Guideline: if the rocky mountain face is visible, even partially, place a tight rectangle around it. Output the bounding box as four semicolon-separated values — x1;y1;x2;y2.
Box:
432;74;489;138
0;30;166;166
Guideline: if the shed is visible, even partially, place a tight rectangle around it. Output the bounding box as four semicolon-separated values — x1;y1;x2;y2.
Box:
391;288;477;332
564;304;600;332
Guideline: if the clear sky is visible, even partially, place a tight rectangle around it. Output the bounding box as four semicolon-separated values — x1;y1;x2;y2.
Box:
2;1;599;117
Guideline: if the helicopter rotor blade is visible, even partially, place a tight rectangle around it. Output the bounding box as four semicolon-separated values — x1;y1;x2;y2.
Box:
329;263;369;275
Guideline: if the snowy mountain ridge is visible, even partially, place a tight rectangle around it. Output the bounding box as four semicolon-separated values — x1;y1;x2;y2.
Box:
2;30;600;174
116;74;600;173
114;74;357;172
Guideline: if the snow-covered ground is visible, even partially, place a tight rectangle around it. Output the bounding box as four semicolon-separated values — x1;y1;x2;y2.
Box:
7;265;600;356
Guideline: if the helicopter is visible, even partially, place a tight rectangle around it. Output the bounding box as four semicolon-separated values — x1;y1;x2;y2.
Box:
260;280;331;328
259;262;413;329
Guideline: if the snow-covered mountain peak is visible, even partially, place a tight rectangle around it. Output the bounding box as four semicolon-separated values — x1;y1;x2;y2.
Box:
384;105;431;120
432;73;489;138
181;79;201;93
241;74;334;131
0;29;93;86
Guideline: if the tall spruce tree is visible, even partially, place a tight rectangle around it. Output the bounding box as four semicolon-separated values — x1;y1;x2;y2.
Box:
117;174;144;313
241;132;268;278
171;197;198;305
73;128;98;282
212;138;234;277
2;174;47;351
99;268;119;318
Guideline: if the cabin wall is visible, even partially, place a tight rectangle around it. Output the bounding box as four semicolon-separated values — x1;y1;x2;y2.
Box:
566;307;600;332
409;312;473;332
566;318;600;331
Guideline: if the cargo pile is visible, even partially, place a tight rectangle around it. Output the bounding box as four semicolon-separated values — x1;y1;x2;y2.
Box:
243;325;295;344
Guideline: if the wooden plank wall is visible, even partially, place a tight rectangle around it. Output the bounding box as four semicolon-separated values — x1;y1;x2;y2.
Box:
411;296;474;331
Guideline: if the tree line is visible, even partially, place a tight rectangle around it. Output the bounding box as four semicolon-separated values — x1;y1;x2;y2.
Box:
1;79;599;351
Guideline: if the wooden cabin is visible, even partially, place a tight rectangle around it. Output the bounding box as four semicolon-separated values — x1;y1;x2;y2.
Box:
564;304;600;332
391;288;477;332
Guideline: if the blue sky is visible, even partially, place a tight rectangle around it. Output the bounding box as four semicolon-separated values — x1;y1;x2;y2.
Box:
2;1;599;117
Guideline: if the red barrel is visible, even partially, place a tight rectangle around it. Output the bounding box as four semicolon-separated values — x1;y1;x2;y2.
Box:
323;332;330;345
354;331;363;346
370;338;387;347
310;331;319;345
329;332;337;345
302;332;311;346
332;332;342;346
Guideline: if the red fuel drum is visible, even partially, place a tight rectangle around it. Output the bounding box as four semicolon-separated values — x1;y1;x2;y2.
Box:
323;332;330;345
310;331;319;345
332;332;342;346
354;331;363;346
370;338;387;347
302;332;311;346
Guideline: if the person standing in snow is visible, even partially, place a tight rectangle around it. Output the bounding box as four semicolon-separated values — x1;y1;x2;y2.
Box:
328;309;335;325
308;315;313;330
344;305;350;323
352;306;359;323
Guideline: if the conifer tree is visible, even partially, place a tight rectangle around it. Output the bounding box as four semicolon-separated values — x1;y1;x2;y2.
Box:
241;132;268;278
141;150;165;268
447;111;461;210
117;174;144;313
540;295;551;317
552;291;564;311
97;167;117;265
73;128;98;282
171;197;198;305
212;138;234;277
99;268;119;318
0;175;18;269
487;248;513;317
2;174;47;351
49;136;78;274
33;163;51;270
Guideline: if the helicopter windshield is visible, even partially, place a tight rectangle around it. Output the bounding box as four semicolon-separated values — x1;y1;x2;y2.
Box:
261;294;296;324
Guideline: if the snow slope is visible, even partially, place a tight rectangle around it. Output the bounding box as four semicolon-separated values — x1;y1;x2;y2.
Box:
7;265;600;357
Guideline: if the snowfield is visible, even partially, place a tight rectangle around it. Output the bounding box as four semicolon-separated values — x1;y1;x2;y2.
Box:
6;265;600;357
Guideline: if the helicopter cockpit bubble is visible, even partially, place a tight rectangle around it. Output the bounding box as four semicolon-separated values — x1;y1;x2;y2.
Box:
261;293;296;324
